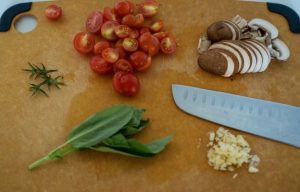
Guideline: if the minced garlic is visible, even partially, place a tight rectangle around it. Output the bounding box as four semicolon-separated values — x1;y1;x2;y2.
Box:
207;127;260;173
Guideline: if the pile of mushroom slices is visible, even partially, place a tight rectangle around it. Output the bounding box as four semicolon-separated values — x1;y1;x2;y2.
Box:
197;15;290;77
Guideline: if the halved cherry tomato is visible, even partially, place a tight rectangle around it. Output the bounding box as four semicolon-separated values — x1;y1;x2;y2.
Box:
122;38;139;52
139;27;150;34
134;14;144;27
102;48;120;63
73;32;95;54
113;72;140;96
153;31;169;40
150;20;164;32
121;14;136;27
139;32;160;56
138;0;159;17
90;55;113;74
160;37;177;54
114;1;135;16
115;39;124;49
116;47;127;59
103;7;118;21
114;25;130;38
129;51;151;71
86;11;103;33
94;40;110;55
45;4;62;20
129;28;139;39
113;59;133;73
101;21;119;41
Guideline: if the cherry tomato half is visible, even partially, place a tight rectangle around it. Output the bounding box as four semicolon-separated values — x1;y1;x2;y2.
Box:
103;7;118;21
94;40;110;55
160;37;177;54
90;55;113;74
116;47;127;59
114;25;130;38
153;31;169;40
101;21;119;41
134;14;144;27
129;28;139;39
113;72;140;96
114;1;135;16
45;4;62;20
129;51;151;71
122;38;139;52
150;19;164;32
113;59;133;73
86;11;103;33
121;14;136;27
139;32;160;56
73;32;95;54
102;48;120;63
139;27;150;34
138;0;160;18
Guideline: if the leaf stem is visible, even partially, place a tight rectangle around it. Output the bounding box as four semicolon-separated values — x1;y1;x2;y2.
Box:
28;144;76;171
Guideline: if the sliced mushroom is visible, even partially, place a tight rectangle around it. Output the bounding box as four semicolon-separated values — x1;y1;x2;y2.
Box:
248;18;279;40
212;48;240;74
236;41;257;73
271;38;290;61
221;41;251;74
198;50;231;76
209;42;243;72
242;41;263;73
218;51;235;77
245;40;270;72
207;21;240;42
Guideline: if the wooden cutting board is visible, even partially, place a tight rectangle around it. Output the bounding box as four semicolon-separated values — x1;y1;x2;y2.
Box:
0;0;299;191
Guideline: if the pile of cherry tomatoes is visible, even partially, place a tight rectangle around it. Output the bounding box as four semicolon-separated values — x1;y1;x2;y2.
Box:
73;0;177;96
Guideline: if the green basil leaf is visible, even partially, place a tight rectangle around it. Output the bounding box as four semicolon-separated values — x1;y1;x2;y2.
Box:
102;133;130;148
67;105;134;149
121;119;150;136
126;108;145;127
89;146;145;158
97;135;173;157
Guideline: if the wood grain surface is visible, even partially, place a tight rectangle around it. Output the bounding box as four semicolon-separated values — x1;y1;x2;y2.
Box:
0;0;299;191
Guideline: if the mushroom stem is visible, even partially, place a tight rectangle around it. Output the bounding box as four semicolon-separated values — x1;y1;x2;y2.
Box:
197;35;211;53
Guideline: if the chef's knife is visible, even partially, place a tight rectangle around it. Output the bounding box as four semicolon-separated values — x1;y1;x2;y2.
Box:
240;0;300;33
172;84;300;148
0;0;53;32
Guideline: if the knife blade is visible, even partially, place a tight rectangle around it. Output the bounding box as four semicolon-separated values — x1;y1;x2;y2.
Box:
172;84;300;148
240;0;300;33
0;0;54;32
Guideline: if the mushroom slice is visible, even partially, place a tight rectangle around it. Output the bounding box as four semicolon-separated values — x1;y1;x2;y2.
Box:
198;50;232;77
271;38;290;61
246;40;271;72
207;21;234;43
218;51;235;77
248;18;279;40
209;42;243;72
224;21;240;40
212;48;240;74
236;41;256;73
221;41;250;74
242;40;263;73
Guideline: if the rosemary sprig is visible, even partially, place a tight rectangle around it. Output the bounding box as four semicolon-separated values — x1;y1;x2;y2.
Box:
23;62;57;79
23;63;65;97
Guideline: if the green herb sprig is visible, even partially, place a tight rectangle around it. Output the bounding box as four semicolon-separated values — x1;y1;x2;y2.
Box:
23;63;65;97
28;105;173;170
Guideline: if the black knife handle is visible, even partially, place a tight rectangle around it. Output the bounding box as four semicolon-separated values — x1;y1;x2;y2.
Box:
267;3;300;33
0;3;32;32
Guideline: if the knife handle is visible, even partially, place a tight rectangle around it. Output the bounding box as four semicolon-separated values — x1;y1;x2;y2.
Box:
267;3;300;33
0;3;32;32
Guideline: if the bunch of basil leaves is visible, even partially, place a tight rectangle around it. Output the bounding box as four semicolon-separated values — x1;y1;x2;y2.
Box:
29;105;172;170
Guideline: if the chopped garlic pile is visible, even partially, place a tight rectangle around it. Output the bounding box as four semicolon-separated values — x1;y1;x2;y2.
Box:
207;127;260;173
